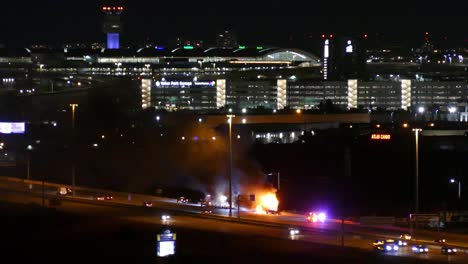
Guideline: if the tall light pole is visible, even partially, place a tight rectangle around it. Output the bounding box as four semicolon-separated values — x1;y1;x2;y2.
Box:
413;128;422;213
227;114;235;217
277;172;280;191
450;178;462;200
26;145;33;190
70;104;78;197
70;104;78;129
268;172;280;190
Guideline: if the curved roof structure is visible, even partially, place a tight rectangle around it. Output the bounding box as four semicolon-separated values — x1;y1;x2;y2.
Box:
261;48;320;63
131;46;320;64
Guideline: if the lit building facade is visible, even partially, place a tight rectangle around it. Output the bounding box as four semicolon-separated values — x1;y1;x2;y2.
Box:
143;77;468;112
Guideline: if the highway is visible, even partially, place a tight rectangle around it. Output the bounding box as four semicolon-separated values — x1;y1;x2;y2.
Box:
0;176;467;263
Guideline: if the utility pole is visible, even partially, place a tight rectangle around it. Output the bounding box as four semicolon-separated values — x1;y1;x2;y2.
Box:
413;128;422;213
26;145;33;189
227;114;235;217
70;104;78;197
277;172;280;191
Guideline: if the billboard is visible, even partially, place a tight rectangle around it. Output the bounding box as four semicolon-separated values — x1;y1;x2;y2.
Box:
0;122;25;134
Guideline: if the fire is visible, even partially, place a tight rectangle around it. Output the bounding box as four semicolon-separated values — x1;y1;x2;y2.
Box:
255;192;279;214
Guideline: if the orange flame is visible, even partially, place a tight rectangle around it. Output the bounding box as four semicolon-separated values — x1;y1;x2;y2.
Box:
255;192;279;214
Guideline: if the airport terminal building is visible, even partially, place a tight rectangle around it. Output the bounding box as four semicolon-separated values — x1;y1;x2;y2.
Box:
0;46;468;117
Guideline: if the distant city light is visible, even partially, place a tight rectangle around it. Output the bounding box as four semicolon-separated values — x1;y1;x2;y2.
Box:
448;107;457;113
418;106;425;113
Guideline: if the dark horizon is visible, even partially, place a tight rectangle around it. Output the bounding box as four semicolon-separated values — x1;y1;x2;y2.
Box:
1;1;467;50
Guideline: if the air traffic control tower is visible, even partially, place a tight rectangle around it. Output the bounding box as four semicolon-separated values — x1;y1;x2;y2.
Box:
102;0;124;49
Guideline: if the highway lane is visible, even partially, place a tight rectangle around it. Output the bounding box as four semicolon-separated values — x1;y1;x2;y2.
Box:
1;192;468;263
1;186;467;263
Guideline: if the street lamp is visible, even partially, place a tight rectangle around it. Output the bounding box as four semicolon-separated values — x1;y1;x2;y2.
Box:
227;114;236;217
449;178;462;200
70;104;78;197
70;104;78;129
268;172;280;190
26;145;33;190
412;128;422;213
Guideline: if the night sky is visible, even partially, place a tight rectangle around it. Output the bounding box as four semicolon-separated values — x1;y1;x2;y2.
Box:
1;0;466;48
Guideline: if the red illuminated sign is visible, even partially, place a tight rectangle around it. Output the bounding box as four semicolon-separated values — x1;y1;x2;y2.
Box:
371;134;391;140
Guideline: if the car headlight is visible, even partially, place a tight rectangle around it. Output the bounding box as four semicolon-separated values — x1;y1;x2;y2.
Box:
453;249;457;252
393;245;399;251
448;249;452;253
424;248;428;252
412;246;417;251
386;246;392;251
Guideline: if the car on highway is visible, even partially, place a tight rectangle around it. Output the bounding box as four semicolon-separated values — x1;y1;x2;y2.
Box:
396;240;408;247
202;208;213;214
307;212;327;223
434;238;446;243
161;214;171;221
373;239;399;252
56;187;72;195
177;196;189;204
200;200;212;207
266;209;280;215
400;233;412;240
411;245;429;254
142;201;153;207
288;227;300;236
441;246;457;255
95;194;113;201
